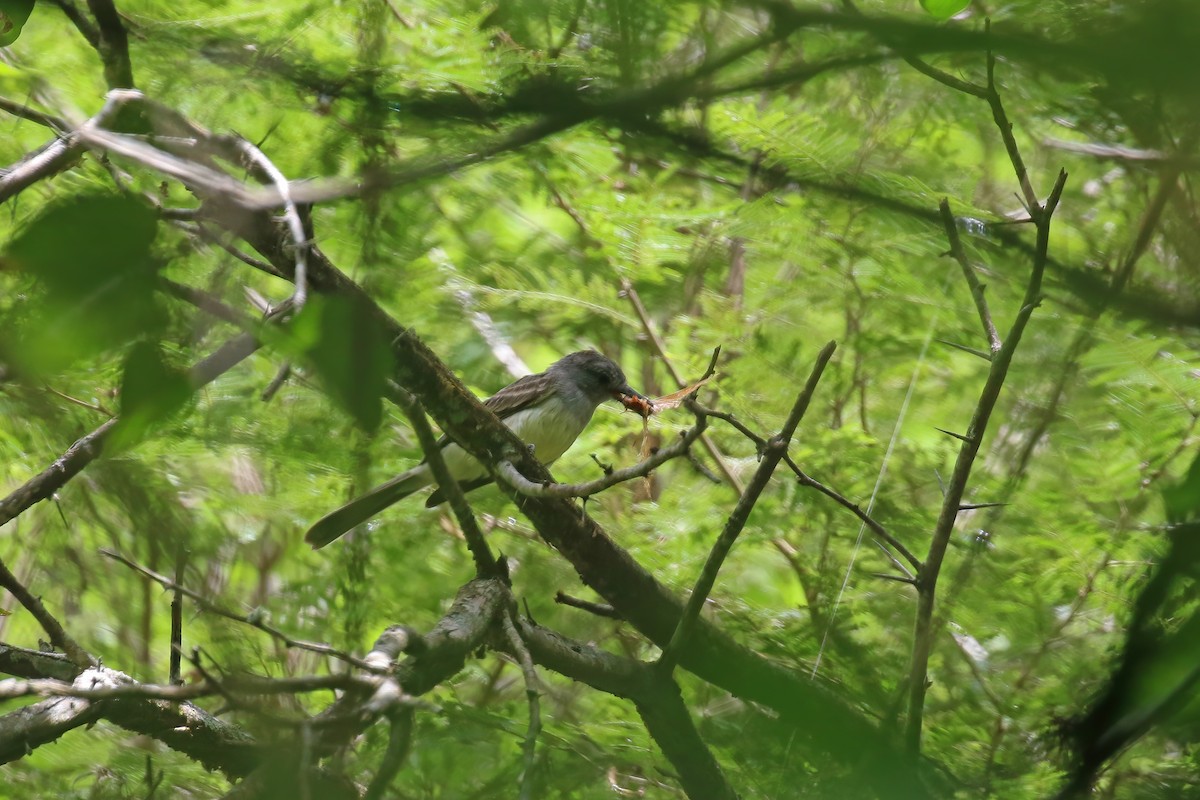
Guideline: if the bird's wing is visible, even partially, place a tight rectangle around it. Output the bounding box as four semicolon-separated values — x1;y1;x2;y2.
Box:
482;371;558;417
428;371;557;451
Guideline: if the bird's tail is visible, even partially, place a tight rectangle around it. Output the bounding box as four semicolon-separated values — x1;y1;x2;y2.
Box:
305;466;430;549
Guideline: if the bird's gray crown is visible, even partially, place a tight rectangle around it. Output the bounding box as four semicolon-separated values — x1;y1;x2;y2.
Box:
551;350;630;404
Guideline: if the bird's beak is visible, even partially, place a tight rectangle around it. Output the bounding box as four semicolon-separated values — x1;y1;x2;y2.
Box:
613;386;654;417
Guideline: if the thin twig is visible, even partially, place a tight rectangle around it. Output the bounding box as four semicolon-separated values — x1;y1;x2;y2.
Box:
100;549;386;673
658;341;836;674
619;279;746;495
232;137;310;308
495;419;706;500
0;96;68;131
940;198;1001;354
785;456;921;572
840;0;988;98
554;592;621;619
501;615;541;800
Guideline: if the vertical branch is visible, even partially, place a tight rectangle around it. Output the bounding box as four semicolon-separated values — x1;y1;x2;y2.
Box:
657;341;836;674
362;707;415;800
85;0;134;89
169;547;189;685
501;614;541;800
905;171;1067;754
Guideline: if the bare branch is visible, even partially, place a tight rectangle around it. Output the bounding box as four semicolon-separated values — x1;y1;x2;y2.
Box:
0;643;77;681
0;557;94;669
554;592;621;619
362;708;415;800
494;418;706;500
905;78;1070;747
100;549;386;673
940;199;1002;354
85;0;135;89
0;88;140;204
231;137;310;308
786;456;921;572
501;614;541;800
658;341;836;675
0;96;68;131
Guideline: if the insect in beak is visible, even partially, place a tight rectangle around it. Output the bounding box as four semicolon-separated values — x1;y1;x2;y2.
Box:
613;386;654;418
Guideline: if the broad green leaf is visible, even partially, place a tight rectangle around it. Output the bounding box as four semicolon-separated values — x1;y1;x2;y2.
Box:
0;0;34;46
289;295;394;434
109;341;193;450
2;194;163;374
920;0;969;20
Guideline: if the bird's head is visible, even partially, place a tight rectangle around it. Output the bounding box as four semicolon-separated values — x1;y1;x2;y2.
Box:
555;350;652;414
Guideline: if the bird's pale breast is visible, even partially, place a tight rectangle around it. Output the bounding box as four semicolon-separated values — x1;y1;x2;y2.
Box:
435;396;592;482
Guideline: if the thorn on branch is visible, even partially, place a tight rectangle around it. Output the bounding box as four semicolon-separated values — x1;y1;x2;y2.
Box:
935;427;974;443
554;592;622;620
936;339;992;361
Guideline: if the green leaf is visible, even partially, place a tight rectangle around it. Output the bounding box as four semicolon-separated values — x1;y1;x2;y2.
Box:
0;0;34;46
109;341;193;451
1163;451;1200;523
290;295;394;433
2;194;164;374
919;0;969;20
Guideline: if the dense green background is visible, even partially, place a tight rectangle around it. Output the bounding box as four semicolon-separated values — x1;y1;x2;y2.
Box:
1;0;1199;797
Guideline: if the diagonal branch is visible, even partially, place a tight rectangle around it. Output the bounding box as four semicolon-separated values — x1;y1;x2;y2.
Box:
0;301;290;528
657;341;836;675
389;385;498;577
0;559;94;669
940;199;1002;355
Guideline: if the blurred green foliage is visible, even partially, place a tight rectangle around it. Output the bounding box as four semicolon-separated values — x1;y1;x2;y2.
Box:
0;0;1198;798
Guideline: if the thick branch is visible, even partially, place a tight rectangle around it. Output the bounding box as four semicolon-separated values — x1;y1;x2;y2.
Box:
85;0;134;89
517;620;738;800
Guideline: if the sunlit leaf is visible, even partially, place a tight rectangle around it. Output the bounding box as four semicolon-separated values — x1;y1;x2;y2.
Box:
919;0;969;20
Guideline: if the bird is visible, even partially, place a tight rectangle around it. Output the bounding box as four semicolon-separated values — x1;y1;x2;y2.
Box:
305;350;650;549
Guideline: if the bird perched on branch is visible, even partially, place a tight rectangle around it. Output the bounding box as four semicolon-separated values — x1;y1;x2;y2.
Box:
305;350;650;549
